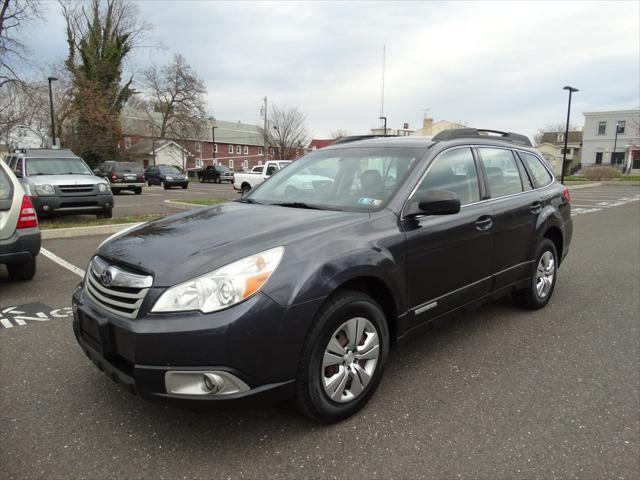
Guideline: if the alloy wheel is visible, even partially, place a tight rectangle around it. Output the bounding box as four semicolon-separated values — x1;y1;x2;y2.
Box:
535;251;555;299
322;317;380;403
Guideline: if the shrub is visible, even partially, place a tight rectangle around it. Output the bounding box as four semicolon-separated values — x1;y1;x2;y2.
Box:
583;166;619;181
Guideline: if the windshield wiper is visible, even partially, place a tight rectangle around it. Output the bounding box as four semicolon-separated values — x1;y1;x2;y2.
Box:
235;197;262;204
271;202;338;211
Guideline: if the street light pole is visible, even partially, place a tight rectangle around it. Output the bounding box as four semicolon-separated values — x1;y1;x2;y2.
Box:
211;124;217;164
379;116;387;136
612;122;620;169
47;77;58;148
561;85;578;184
262;96;268;163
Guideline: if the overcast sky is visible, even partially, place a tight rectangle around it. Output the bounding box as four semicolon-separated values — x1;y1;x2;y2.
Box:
24;0;640;140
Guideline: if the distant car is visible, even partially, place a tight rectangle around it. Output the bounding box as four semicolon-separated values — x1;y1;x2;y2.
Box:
0;159;41;281
5;149;113;218
96;161;145;195
144;165;189;190
198;165;234;184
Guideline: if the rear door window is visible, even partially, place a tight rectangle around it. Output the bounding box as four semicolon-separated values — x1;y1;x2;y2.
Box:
519;152;553;188
477;148;524;198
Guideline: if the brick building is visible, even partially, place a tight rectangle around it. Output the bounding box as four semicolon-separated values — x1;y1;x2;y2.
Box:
119;109;309;171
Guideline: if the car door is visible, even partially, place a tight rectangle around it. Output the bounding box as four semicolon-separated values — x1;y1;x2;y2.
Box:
403;146;494;329
476;147;539;289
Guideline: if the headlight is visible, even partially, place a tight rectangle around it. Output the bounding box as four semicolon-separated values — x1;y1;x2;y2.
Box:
301;181;312;189
34;184;55;196
151;246;284;313
165;176;173;180
98;182;110;192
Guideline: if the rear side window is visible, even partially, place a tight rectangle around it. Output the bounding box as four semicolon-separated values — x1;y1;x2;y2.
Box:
416;148;480;206
0;168;13;200
477;148;524;198
520;152;553;187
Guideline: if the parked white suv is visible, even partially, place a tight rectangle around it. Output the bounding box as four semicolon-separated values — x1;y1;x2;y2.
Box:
0;159;40;281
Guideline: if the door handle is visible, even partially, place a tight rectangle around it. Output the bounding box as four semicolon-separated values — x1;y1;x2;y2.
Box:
475;215;493;231
530;201;542;214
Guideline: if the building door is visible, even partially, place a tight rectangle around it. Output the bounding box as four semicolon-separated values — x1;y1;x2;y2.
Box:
595;152;603;165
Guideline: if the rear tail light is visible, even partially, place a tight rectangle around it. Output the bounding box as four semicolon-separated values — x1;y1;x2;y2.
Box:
16;195;38;229
562;186;571;203
111;174;117;180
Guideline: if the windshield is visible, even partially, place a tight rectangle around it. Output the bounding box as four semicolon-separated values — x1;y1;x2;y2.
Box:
26;157;92;175
159;166;180;174
247;147;424;211
216;165;230;172
115;162;141;173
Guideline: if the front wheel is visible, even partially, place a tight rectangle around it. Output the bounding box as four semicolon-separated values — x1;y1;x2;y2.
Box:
512;238;558;310
134;187;142;195
241;184;251;196
97;207;113;219
163;181;170;190
293;290;389;423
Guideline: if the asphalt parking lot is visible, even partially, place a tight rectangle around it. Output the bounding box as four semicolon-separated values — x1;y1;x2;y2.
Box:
0;185;638;479
110;180;238;217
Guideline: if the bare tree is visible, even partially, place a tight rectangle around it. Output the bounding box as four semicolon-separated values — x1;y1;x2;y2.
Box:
330;129;350;140
534;122;580;145
141;53;207;139
0;0;44;88
262;105;309;160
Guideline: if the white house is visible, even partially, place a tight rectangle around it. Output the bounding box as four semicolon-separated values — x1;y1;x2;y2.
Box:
125;139;193;170
582;109;640;173
0;124;45;152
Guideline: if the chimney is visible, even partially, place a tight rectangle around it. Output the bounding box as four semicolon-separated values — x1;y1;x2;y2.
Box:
423;117;433;134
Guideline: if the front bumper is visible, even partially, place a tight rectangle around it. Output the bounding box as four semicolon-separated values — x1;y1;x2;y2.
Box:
72;284;322;407
0;226;40;264
165;179;189;187
31;193;113;216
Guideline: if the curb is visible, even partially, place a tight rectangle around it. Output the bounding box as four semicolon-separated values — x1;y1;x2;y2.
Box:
566;182;602;190
41;222;141;240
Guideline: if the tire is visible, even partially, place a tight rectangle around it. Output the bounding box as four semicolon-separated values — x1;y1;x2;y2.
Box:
97;207;113;219
182;185;188;189
7;257;36;281
215;177;221;184
134;187;142;195
200;176;205;183
112;188;120;195
147;181;152;187
241;184;251;196
163;182;170;190
293;290;389;423
512;238;558;310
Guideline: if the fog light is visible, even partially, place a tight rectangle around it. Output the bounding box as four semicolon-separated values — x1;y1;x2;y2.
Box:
165;370;250;396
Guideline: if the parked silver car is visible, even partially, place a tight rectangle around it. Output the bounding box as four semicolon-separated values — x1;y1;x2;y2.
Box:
0;159;40;281
4;149;114;218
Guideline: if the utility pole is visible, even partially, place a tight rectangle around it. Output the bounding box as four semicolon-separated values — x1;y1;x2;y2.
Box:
47;77;58;148
612;122;620;169
379;116;388;136
151;125;156;166
211;123;217;164
262;96;268;163
380;45;385;127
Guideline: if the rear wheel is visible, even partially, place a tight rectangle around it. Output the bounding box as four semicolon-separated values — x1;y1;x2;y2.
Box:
241;184;251;196
134;187;142;195
512;238;558;310
293;290;389;423
7;257;36;281
215;177;221;184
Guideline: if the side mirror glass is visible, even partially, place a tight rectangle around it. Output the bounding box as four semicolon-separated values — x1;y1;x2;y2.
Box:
407;190;461;216
93;169;102;176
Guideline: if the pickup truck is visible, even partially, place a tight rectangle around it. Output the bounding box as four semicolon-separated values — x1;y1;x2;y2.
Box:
233;160;291;195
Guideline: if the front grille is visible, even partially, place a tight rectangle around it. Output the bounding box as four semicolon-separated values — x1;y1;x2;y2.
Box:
84;257;152;319
60;201;99;208
59;184;95;194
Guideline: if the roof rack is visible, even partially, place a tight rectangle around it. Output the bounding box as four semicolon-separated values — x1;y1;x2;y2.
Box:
432;128;532;147
332;134;398;145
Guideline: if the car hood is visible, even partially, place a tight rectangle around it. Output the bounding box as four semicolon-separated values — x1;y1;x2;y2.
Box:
98;202;367;286
25;174;105;186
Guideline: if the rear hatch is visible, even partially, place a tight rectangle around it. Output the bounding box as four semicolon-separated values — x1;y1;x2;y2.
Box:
0;164;19;240
113;163;144;183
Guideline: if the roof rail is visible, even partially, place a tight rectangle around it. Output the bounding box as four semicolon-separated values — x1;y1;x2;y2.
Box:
332;134;398;145
432;128;532;147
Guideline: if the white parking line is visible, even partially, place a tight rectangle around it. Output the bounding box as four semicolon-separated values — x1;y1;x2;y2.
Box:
40;248;85;278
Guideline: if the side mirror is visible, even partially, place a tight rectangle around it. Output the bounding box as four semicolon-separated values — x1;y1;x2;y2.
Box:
407;190;461;216
93;169;102;176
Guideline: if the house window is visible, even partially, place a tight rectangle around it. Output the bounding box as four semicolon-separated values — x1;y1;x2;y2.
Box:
124;137;131;149
258;147;263;155
229;159;234;169
597;121;606;135
236;145;241;154
243;160;248;170
561;148;571;155
556;133;564;143
632;150;640;170
195;143;201;153
595;152;603;164
617;121;626;134
244;146;249;155
269;148;275;156
196;158;203;168
213;144;218;153
229;145;234;154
